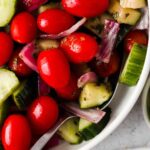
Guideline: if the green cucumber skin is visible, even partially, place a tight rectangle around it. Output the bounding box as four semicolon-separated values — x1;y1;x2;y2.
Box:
0;100;10;127
58;118;83;144
119;44;147;86
13;76;38;110
0;142;4;150
79;108;111;141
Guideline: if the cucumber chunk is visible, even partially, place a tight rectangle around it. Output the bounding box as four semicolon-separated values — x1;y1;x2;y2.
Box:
0;0;17;27
0;100;10;126
79;83;112;109
79;108;111;140
58;118;82;144
120;0;146;9
12;76;38;110
84;13;113;37
108;0;141;25
0;69;19;104
119;43;147;86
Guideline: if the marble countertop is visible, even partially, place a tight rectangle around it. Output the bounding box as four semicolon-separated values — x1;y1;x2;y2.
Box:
93;95;150;150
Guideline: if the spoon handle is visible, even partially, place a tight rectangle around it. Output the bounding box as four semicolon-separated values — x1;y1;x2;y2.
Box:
31;115;75;150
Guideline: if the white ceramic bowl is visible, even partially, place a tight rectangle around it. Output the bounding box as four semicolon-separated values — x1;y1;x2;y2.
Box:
52;5;150;150
142;76;150;128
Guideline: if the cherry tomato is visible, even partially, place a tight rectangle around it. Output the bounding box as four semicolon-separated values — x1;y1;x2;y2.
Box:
27;96;59;135
10;12;37;44
37;8;75;34
0;32;13;67
94;52;120;77
8;49;33;77
2;114;31;150
124;30;148;53
55;74;79;101
60;32;99;63
37;48;71;89
62;0;109;17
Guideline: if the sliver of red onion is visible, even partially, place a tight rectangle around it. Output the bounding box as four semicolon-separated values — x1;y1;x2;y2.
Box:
40;18;87;39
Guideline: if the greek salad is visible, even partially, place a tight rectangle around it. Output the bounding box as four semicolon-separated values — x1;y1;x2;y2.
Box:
0;0;149;149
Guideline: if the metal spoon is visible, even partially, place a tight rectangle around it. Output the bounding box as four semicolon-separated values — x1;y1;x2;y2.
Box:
31;114;76;150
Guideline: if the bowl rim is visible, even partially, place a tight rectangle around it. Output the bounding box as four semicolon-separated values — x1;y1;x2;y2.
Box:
78;5;150;150
142;76;150;128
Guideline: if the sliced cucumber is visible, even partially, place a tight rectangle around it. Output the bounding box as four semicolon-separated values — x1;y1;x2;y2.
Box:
108;0;141;25
79;108;111;140
0;69;19;104
119;43;147;86
58;118;82;144
12;76;37;110
0;0;17;27
38;2;61;13
0;141;4;150
0;100;10;126
120;0;146;9
84;13;113;37
79;83;112;109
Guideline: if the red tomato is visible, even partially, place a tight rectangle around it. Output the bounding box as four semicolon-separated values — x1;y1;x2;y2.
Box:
124;30;148;53
94;52;120;77
37;8;75;34
62;0;109;17
2;115;31;150
8;49;33;77
60;32;99;63
37;48;71;89
10;12;37;44
27;96;59;135
0;32;13;66
55;74;79;101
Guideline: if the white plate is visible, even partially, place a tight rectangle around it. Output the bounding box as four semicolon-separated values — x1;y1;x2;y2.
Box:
52;5;150;150
142;76;150;128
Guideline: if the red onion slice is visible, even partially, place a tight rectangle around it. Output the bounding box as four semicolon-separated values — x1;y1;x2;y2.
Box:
61;102;106;124
135;7;149;30
19;42;38;72
96;19;120;63
40;18;87;39
77;72;98;88
21;0;48;12
38;76;50;96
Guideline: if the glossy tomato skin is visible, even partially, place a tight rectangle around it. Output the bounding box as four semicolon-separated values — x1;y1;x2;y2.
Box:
124;30;148;53
8;49;33;77
62;0;109;17
94;52;120;77
10;12;37;44
60;32;99;63
55;74;79;101
0;32;14;67
37;48;71;89
37;8;75;34
27;96;59;135
2;114;32;150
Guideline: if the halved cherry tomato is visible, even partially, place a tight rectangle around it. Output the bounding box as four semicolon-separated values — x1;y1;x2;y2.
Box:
0;32;13;67
37;8;75;34
55;74;79;101
60;32;99;63
8;49;33;77
94;52;120;77
37;48;71;89
27;96;59;135
124;30;148;53
2;114;31;150
62;0;109;17
10;12;37;44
